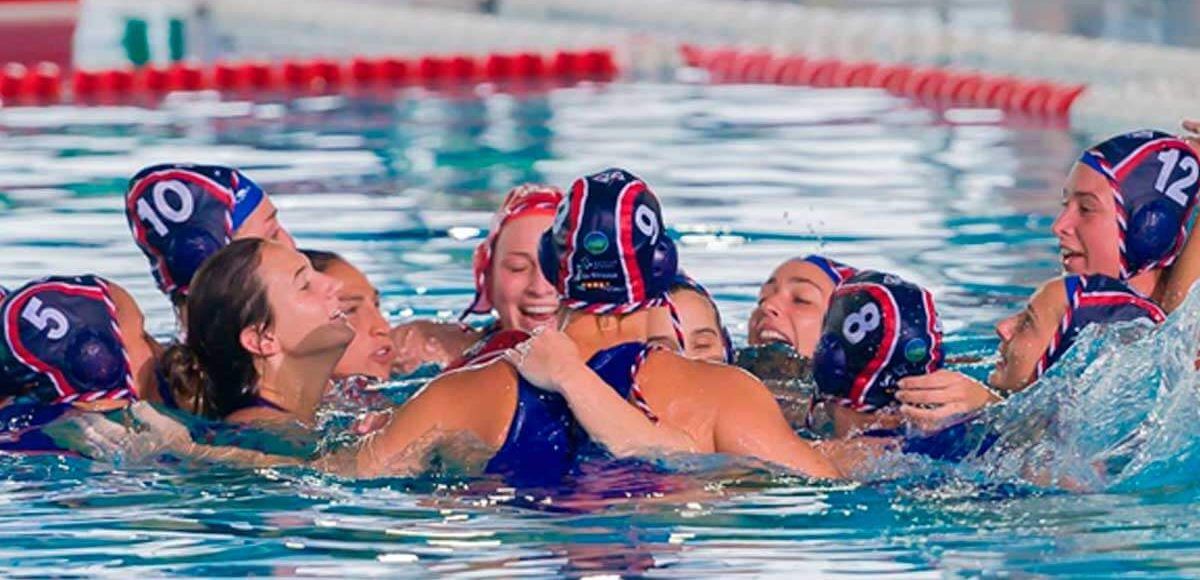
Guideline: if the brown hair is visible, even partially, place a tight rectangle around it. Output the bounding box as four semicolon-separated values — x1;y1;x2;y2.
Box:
161;238;274;418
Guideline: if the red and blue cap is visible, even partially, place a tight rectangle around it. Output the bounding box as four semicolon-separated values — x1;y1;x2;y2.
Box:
1078;130;1199;279
813;271;943;412
462;184;564;319
1035;274;1165;378
802;254;858;286
125;163;267;298
538;168;679;314
0;275;136;404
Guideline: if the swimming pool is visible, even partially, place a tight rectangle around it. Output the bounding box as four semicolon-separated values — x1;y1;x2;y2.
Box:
2;80;1195;576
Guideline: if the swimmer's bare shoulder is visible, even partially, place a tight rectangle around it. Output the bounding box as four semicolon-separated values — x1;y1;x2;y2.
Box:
640;351;841;479
346;359;519;477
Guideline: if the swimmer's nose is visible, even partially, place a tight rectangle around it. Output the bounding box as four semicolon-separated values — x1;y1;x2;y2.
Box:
526;266;556;297
1051;207;1074;240
367;304;390;338
995;315;1016;342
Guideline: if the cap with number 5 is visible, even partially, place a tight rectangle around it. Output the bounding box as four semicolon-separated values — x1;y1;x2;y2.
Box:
125;163;267;299
0;275;135;404
813;270;943;412
1079;130;1200;279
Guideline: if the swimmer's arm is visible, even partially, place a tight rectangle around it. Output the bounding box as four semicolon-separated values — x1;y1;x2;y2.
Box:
320;376;471;478
545;363;700;457
713;370;842;479
1161;121;1200;312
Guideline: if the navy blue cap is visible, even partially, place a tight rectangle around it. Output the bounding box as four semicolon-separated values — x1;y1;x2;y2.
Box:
125;163;266;297
1037;274;1165;377
813;271;943;411
538;168;678;312
0;275;135;404
1079;130;1199;279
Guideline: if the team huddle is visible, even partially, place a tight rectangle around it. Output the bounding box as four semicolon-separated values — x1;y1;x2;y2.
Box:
0;124;1197;482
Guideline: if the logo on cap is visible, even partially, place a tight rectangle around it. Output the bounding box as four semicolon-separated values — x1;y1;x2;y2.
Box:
583;231;610;255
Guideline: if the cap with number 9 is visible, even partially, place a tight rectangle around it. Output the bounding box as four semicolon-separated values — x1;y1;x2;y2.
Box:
0;275;135;404
813;270;943;411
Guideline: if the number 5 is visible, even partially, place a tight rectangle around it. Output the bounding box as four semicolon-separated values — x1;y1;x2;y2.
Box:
22;296;69;340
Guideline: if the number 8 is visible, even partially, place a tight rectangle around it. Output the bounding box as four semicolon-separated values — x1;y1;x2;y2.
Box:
842;302;880;345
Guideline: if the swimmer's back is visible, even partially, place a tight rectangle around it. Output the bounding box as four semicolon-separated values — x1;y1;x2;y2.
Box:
357;360;517;477
638;350;840;478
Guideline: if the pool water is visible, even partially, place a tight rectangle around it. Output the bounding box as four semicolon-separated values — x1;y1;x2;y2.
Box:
2;81;1197;576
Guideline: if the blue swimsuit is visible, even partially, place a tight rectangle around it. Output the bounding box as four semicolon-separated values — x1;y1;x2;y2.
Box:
0;402;80;454
484;342;648;485
862;419;999;463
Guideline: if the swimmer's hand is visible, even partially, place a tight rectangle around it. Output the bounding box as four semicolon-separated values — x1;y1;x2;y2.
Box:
45;402;196;463
896;370;1001;434
504;328;587;393
390;320;479;374
46;402;301;468
1183;120;1200;153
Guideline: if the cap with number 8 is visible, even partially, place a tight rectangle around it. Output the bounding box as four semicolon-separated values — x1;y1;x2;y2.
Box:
813;270;943;411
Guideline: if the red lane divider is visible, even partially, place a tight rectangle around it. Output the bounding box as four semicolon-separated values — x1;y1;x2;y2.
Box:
0;49;618;106
681;44;1087;119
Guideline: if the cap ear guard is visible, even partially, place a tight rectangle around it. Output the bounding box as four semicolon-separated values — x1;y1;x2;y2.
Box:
538;228;562;293
644;236;679;299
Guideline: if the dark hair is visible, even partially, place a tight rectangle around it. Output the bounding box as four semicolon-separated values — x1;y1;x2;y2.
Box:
161;238;274;419
299;248;344;273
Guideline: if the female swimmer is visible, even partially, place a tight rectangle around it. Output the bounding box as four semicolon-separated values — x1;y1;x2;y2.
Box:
898;129;1198;430
390;184;563;373
646;274;732;364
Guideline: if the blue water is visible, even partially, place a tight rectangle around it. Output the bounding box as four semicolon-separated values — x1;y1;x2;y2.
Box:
2;81;1196;576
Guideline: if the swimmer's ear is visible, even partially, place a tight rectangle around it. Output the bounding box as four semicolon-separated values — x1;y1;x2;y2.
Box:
239;324;280;358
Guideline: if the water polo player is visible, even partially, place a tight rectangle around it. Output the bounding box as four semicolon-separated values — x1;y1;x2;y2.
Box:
392;184;564;374
901;129;1198;429
0;275;162;450
646;274;733;364
125;163;295;321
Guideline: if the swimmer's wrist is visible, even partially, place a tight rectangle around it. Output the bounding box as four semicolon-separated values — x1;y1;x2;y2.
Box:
979;381;1008;403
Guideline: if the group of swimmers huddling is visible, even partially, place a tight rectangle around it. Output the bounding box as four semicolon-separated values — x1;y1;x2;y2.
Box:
0;122;1198;483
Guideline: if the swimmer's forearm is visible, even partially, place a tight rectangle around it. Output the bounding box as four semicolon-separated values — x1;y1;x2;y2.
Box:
181;442;303;468
554;366;699;457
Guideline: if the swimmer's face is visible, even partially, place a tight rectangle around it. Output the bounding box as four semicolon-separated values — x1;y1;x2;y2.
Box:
1052;163;1121;278
989;279;1067;391
253;243;353;357
489;214;558;332
649;287;727;363
107;282;163;400
235;197;296;249
749;260;835;357
322;258;395;380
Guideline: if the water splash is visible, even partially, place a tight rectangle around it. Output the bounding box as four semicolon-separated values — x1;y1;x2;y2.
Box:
959;282;1200;493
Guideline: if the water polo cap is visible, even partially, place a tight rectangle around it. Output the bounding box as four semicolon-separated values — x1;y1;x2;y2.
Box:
1036;274;1165;378
813;270;943;412
0;275;135;403
802;254;858;286
1078;130;1199;279
125;163;267;297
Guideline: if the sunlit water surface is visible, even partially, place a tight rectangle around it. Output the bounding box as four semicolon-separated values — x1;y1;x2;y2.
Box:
2;81;1197;576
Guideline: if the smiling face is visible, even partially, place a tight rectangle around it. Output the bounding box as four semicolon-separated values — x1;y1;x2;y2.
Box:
1051;163;1121;278
256;243;353;357
988;279;1067;391
648;287;727;363
320;258;396;379
106;282;162;400
489;213;559;332
235;196;296;250
748;259;836;357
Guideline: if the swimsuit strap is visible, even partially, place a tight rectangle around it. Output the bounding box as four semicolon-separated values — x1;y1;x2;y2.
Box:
628;344;664;423
250;395;289;414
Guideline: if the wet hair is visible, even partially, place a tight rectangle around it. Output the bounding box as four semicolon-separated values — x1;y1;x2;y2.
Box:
299;249;344;273
160;238;274;419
